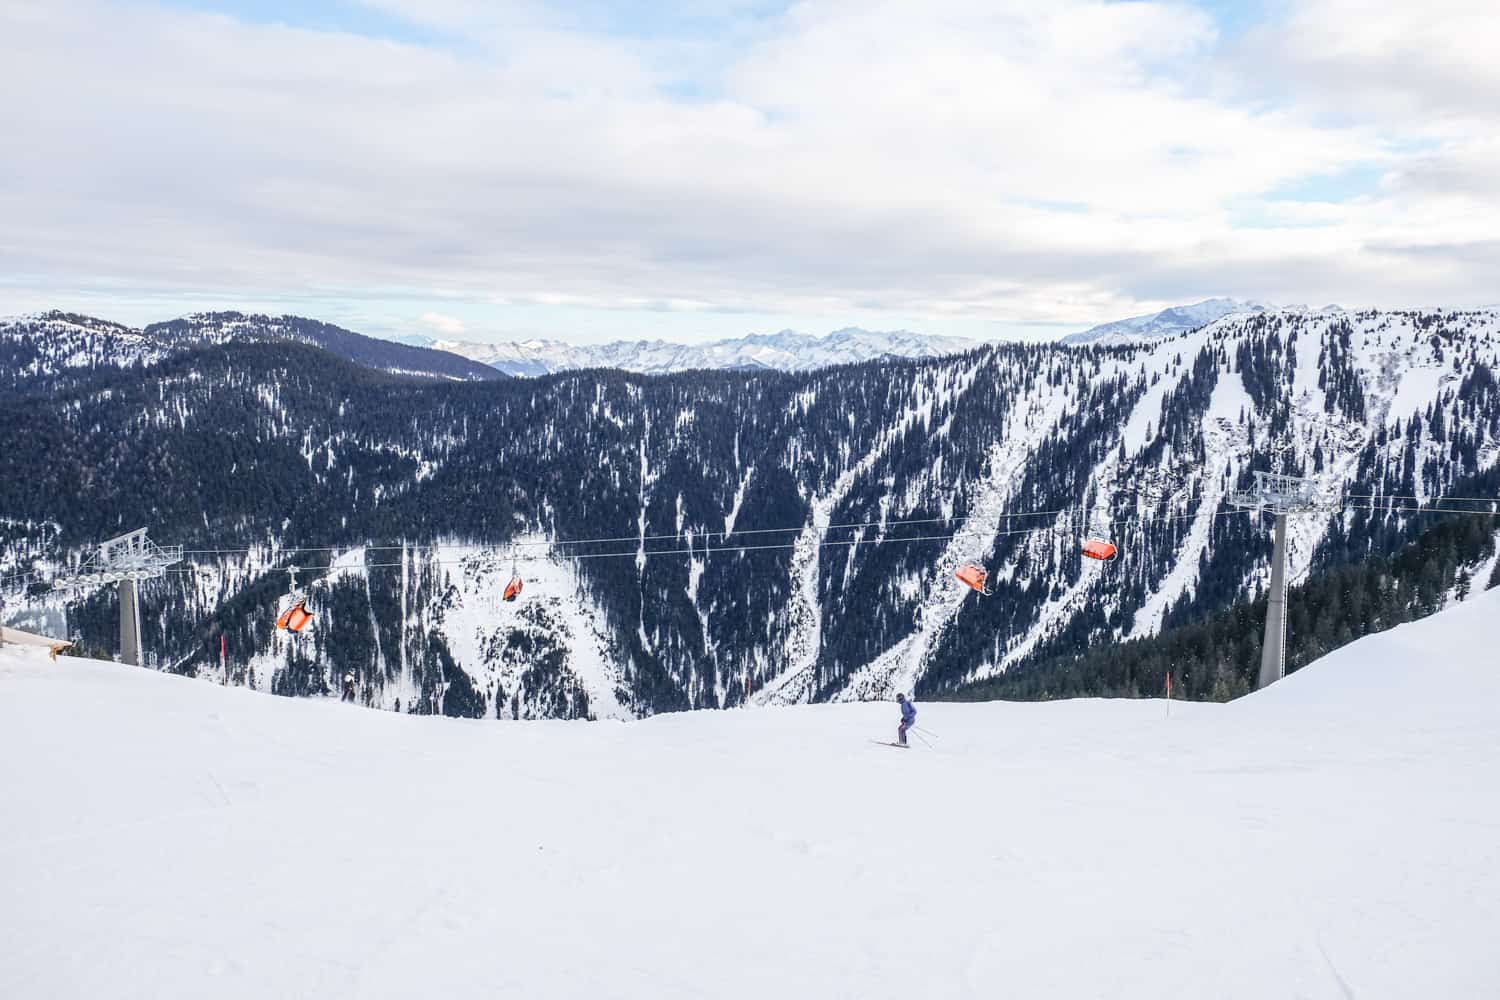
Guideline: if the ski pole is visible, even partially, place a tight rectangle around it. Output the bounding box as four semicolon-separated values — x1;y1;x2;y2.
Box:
915;726;940;740
911;729;935;749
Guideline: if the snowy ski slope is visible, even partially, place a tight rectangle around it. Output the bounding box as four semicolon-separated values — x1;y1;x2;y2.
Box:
4;589;1499;998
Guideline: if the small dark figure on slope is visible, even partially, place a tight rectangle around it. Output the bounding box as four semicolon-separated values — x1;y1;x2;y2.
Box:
896;693;916;746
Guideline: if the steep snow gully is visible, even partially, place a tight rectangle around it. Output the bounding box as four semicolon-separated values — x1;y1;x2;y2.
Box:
4;589;1499;998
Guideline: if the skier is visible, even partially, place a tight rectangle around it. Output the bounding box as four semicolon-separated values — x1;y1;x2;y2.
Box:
896;692;917;746
341;672;357;703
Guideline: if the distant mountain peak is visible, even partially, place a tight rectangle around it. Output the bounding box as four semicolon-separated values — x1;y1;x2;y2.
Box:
405;327;977;376
1;310;502;382
1061;298;1269;346
12;310;141;335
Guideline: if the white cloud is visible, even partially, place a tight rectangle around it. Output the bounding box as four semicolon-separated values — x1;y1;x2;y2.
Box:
420;311;466;334
1240;0;1500;126
1;0;1497;337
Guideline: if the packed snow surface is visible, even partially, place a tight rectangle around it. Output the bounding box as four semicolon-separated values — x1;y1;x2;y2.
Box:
4;592;1500;998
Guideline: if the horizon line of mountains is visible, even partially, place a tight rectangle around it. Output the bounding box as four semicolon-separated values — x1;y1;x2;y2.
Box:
3;298;1273;381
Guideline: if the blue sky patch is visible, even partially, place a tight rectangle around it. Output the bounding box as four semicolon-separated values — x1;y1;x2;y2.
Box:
156;0;444;45
1265;165;1386;204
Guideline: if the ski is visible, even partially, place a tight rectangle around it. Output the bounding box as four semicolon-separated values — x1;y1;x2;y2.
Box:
869;740;910;749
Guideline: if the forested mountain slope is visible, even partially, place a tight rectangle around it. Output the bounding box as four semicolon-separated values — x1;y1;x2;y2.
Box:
2;307;1497;719
954;511;1500;703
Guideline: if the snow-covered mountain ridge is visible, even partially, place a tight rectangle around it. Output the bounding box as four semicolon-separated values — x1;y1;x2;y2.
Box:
4;300;1285;381
3;306;1499;720
2;311;976;379
1061;297;1271;346
0;310;500;382
411;326;980;376
4;587;1499;997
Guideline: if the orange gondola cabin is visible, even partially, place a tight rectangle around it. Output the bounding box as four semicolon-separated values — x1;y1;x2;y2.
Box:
275;599;315;633
1080;539;1118;562
502;575;524;602
955;563;990;595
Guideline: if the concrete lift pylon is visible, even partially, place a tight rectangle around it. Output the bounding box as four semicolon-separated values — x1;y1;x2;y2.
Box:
1229;472;1338;689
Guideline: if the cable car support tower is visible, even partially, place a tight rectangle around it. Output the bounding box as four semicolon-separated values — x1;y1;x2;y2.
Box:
1229;472;1337;690
55;529;182;667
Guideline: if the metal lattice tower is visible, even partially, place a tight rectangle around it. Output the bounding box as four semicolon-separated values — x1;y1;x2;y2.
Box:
55;529;182;666
1229;472;1338;690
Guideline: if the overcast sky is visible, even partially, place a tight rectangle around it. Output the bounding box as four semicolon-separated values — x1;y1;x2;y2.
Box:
3;0;1497;344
